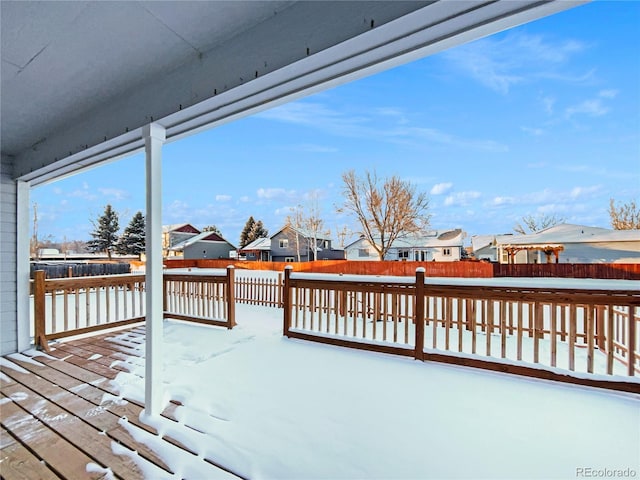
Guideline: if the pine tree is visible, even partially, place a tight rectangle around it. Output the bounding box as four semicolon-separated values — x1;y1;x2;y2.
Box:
117;211;145;258
239;216;255;248
249;220;268;241
87;204;120;259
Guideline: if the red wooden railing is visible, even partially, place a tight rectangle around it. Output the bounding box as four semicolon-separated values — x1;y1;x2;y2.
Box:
282;268;640;393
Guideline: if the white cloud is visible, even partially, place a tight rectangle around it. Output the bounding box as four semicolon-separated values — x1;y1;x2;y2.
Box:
492;196;515;206
565;98;609;118
68;182;97;201
598;89;618;99
430;182;453;195
443;32;588;94
570;185;601;198
521;126;544;136
239;196;250;202
542;96;555;115
444;191;481;207
98;187;129;201
257;188;296;200
215;195;232;202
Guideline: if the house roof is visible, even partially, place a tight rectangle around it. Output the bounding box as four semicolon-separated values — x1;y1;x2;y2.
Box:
240;237;272;251
271;225;331;241
346;230;464;249
169;231;235;251
162;223;200;234
496;223;640;246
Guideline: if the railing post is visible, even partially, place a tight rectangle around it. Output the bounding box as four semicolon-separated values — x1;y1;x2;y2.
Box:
227;266;236;328
33;270;50;352
283;266;293;337
628;306;636;377
414;268;425;361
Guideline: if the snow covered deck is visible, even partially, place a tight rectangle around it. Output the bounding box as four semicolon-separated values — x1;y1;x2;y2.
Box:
0;325;241;480
2;306;639;479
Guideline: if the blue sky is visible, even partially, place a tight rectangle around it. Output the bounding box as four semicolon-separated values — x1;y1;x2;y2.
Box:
31;1;640;248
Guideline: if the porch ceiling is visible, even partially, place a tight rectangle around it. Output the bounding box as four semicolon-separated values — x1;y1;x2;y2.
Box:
1;1;586;185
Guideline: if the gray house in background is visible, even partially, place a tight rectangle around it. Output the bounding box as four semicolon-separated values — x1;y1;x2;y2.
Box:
169;231;236;259
240;237;272;261
162;223;200;257
271;225;344;262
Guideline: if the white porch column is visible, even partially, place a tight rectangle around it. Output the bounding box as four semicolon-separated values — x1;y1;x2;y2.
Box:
143;123;166;416
16;180;31;352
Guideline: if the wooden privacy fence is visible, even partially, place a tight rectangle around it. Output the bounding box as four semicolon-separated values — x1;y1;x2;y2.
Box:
33;267;236;350
282;268;640;393
165;259;640;280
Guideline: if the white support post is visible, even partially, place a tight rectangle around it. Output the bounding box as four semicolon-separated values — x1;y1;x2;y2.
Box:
16;180;31;352
143;123;166;416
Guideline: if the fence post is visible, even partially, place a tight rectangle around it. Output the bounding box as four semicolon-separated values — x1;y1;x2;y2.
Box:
278;272;283;307
226;266;236;328
414;268;425;361
283;266;293;337
33;270;50;352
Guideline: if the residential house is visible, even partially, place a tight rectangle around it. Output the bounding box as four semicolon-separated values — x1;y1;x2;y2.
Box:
240;237;272;261
345;229;465;262
162;224;200;257
168;231;236;259
491;224;640;264
240;225;344;262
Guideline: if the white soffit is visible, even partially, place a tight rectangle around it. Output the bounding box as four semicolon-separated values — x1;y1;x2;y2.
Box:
1;1;587;186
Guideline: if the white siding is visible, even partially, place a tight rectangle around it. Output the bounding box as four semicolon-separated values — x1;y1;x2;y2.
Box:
0;155;17;354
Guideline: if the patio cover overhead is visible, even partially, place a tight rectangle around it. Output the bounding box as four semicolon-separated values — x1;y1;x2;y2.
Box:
1;0;586;185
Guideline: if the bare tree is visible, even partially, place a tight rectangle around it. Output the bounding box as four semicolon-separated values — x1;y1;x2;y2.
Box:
338;169;430;261
609;198;640;230
302;193;325;261
285;206;304;262
514;213;565;235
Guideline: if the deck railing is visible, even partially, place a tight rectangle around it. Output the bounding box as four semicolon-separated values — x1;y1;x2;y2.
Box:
235;273;284;307
33;267;235;350
282;268;640;393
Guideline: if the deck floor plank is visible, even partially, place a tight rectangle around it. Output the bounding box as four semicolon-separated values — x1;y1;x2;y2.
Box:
0;395;107;480
1;382;148;480
0;425;62;480
0;360;173;474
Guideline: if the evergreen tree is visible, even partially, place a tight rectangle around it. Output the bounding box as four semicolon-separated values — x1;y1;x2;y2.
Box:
239;216;256;248
239;217;269;248
87;204;120;259
249;220;268;242
117;211;145;258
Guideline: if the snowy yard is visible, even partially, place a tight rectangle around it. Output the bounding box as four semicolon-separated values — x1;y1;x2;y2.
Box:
108;303;639;480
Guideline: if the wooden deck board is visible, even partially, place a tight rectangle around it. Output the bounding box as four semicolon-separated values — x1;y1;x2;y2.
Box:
0;396;107;479
1;382;147;480
1;329;243;480
0;425;62;480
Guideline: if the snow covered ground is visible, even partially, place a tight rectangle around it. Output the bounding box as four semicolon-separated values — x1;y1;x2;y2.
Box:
107;303;639;480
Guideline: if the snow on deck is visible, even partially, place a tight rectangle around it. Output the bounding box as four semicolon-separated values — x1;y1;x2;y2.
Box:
109;303;640;480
